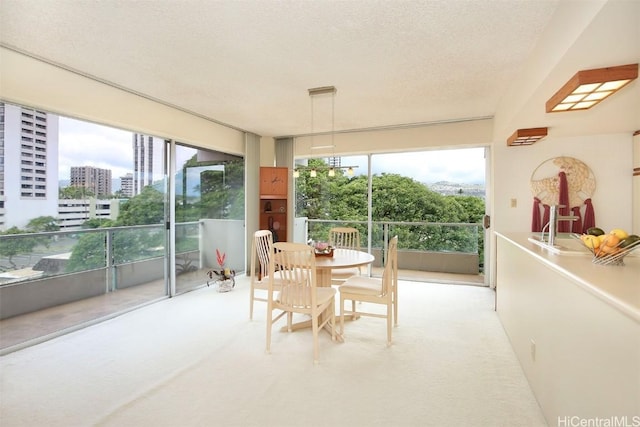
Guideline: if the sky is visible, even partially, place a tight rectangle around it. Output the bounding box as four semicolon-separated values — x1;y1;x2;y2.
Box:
347;149;486;184
59;117;134;180
58;117;486;185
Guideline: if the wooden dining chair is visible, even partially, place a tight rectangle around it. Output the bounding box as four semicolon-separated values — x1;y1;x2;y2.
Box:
266;242;336;363
249;230;281;320
339;235;398;346
328;227;362;285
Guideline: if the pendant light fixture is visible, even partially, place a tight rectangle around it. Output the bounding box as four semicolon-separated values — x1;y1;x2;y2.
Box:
308;86;337;151
293;86;358;178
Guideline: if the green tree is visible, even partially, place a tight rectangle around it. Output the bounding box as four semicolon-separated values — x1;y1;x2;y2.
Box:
450;195;485;223
0;227;39;269
295;161;485;258
65;231;107;273
59;186;95;199
176;157;245;222
26;216;59;232
82;218;114;229
117;186;165;226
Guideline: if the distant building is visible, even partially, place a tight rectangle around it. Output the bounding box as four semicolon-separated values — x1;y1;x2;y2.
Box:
328;157;342;168
133;134;154;196
120;173;134;197
0;102;59;231
57;198;121;230
70;166;112;197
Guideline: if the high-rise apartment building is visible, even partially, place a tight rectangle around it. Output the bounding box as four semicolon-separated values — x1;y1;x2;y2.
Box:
120;173;134;197
70;166;112;197
133;134;154;196
0;102;59;231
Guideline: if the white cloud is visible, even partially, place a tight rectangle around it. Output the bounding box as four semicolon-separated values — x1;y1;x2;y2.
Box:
59;118;133;179
347;148;486;184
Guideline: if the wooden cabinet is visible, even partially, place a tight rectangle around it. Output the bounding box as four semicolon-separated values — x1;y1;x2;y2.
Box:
259;167;288;242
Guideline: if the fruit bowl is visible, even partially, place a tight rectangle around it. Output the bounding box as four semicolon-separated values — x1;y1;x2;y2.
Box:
576;229;640;266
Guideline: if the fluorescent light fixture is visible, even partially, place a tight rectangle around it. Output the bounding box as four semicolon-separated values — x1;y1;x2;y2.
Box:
507;127;548;146
308;86;337;96
308;86;338;152
546;64;638;112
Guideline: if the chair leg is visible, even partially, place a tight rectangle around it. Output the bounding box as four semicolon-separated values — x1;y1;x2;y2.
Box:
249;289;254;320
266;309;272;354
330;299;336;341
339;294;345;335
393;290;398;326
312;313;319;364
386;302;392;346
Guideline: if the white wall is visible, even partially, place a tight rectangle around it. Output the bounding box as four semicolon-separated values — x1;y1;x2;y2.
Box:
492;133;633;235
489;132;634;287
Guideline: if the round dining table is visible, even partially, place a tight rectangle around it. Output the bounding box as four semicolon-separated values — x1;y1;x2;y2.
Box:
314;248;375;287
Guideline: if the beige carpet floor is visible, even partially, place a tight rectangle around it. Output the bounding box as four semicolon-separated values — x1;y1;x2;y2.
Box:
0;277;547;427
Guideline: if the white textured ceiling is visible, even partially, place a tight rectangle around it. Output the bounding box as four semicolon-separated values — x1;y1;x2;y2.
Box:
2;0;561;137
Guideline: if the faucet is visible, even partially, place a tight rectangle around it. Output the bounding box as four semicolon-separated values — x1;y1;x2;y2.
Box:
541;205;579;247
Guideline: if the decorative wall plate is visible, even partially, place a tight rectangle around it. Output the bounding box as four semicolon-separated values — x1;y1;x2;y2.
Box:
530;156;595;207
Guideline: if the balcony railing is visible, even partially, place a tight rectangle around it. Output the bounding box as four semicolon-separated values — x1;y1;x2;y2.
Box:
305;219;483;275
1;220;484;352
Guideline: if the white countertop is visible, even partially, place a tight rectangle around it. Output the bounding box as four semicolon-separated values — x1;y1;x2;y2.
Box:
496;232;640;323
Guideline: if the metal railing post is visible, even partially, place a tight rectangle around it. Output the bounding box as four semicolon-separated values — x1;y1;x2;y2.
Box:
106;229;115;293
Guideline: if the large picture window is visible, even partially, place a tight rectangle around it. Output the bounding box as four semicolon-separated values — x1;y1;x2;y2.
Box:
0;101;246;352
294;149;486;279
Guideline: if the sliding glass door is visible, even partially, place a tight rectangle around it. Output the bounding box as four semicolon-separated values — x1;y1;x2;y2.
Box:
172;143;245;295
0;101;246;352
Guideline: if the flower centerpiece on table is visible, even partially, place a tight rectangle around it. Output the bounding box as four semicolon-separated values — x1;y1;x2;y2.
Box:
312;241;334;257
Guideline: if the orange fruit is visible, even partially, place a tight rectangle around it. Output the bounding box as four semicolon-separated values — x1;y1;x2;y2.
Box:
600;244;620;255
601;234;621;247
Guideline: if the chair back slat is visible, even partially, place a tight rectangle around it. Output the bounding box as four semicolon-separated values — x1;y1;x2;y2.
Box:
328;227;360;250
381;236;398;296
271;242;317;309
252;230;273;279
